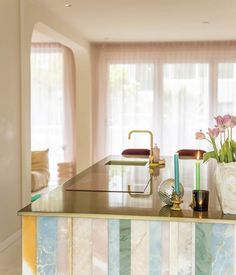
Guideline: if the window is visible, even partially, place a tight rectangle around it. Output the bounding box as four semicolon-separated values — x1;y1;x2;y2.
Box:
108;63;154;154
162;63;209;154
217;63;236;139
217;63;236;114
106;62;209;155
31;43;76;180
93;42;236;160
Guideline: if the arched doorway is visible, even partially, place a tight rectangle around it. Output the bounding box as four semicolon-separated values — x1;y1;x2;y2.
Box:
30;25;77;196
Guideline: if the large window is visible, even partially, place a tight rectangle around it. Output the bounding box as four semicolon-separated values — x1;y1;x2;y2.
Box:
108;64;154;154
162;63;209;154
217;63;236;113
93;43;236;160
106;62;209;155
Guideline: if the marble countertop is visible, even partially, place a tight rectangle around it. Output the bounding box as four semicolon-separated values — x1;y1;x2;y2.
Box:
18;155;236;224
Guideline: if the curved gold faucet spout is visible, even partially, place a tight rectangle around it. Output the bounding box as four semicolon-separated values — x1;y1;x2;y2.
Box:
128;130;154;157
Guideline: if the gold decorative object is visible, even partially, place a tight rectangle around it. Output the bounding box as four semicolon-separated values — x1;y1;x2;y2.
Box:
170;192;183;211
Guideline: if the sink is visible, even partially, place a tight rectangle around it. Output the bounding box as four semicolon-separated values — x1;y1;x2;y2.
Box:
105;160;148;166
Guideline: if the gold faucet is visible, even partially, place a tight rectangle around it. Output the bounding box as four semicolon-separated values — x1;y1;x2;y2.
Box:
128;130;154;162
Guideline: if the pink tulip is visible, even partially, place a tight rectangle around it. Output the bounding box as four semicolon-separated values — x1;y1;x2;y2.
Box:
215;115;224;127
230;116;236;128
223;114;232;127
195;131;206;140
208;127;220;139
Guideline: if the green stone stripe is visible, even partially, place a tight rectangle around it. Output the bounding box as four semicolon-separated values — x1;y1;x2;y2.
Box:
120;219;131;275
195;223;212;275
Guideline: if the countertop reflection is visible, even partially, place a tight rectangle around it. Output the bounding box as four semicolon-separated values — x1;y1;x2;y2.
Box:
18;155;236;224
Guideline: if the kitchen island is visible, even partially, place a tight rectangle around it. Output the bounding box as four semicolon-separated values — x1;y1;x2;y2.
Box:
18;155;236;275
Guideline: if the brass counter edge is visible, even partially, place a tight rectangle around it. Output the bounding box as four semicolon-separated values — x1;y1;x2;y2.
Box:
17;211;236;224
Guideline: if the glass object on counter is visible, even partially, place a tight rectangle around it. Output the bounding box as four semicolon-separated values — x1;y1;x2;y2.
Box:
158;178;184;205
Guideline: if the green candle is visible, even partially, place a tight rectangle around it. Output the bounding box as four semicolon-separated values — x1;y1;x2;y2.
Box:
196;152;200;190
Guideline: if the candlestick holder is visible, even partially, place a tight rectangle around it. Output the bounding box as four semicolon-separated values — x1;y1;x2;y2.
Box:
190;190;209;212
170;192;183;211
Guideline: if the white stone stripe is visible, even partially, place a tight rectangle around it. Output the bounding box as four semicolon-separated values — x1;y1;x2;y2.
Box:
161;222;170;275
178;223;193;275
72;218;92;275
169;222;178;275
68;218;73;275
57;218;70;274
235;225;236;274
131;220;149;275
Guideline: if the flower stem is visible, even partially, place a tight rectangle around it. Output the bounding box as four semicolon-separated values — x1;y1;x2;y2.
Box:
210;136;219;161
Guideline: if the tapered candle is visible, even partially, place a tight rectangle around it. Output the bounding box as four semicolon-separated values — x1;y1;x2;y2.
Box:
174;153;180;193
196;151;200;190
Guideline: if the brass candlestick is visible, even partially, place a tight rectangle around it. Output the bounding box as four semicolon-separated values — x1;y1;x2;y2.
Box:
170;192;183;211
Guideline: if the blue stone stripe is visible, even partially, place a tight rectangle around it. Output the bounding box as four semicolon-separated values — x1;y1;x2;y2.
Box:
211;224;234;274
37;217;58;275
195;223;212;275
108;220;120;275
149;221;162;275
120;219;131;275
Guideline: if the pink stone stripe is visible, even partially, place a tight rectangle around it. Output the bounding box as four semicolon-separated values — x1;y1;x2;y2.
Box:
57;218;72;274
92;219;108;275
131;220;149;275
161;222;170;275
73;218;92;275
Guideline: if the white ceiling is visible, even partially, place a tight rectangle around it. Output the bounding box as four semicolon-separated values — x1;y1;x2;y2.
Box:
35;0;236;42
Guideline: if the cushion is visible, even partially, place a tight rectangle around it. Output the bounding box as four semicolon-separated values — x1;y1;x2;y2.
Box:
31;149;50;192
31;171;49;192
122;148;150;156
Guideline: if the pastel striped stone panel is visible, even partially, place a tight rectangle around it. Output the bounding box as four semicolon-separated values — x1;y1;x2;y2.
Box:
177;222;193;275
211;224;234;275
131;220;149;275
195;223;235;275
169;222;178;275
73;218;92;275
149;221;162;275
108;220;120;275
22;216;236;275
120;220;131;275
92;219;108;275
57;218;72;274
195;223;212;275
22;216;36;275
161;221;170;275
37;217;58;275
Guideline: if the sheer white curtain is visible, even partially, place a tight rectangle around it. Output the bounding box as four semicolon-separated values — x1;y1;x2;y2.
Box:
31;43;76;180
93;42;236;161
